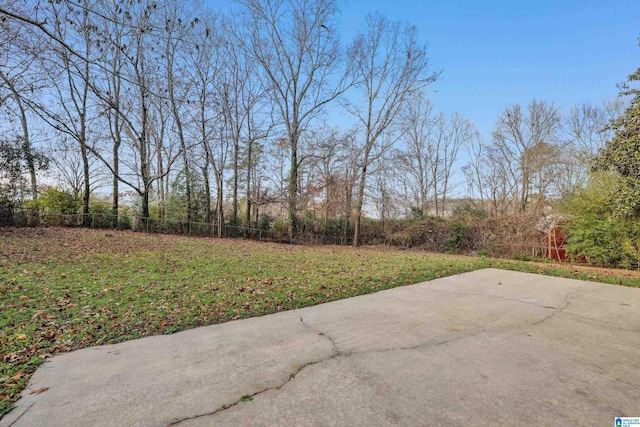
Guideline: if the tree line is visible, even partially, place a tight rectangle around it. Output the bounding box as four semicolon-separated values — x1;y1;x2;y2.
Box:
0;0;636;252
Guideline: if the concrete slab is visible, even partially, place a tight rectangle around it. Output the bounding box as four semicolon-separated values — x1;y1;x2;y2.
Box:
2;268;639;426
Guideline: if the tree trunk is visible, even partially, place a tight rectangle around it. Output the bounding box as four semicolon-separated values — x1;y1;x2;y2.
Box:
0;71;37;199
353;165;367;247
245;139;252;228
112;124;120;223
288;141;298;233
232;139;239;223
203;164;211;224
81;138;90;217
20;114;37;199
141;187;150;221
216;172;224;238
79;54;90;221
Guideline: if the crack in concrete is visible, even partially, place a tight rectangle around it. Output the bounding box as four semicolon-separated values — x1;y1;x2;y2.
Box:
169;313;341;426
6;403;33;427
555;310;640;333
355;331;482;356
168;355;338;426
528;285;609;327
169;284;612;425
426;289;568;310
295;311;341;356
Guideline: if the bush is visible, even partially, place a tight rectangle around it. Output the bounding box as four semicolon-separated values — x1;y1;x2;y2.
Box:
561;172;640;268
33;186;80;214
89;199;113;215
410;206;424;220
564;214;625;266
271;219;290;239
257;213;273;231
387;219;447;249
443;221;472;253
452;202;488;220
358;218;386;245
0;196;15;226
321;217;345;236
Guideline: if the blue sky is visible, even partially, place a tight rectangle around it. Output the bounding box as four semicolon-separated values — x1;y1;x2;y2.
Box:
340;0;640;139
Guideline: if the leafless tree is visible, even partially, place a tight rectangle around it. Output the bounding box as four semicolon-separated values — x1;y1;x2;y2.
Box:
558;99;625;196
93;0;133;220
214;17;272;226
184;11;219;224
0;4;47;198
348;13;436;246
431;112;477;217
22;1;99;217
397;94;436;215
490;100;561;214
160;1;200;221
90;0;182;218
46;137;107;200
238;0;352;231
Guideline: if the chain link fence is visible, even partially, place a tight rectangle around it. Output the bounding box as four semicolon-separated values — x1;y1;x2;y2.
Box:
3;208;349;246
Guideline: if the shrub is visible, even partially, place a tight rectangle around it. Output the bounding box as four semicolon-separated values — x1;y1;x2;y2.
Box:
257;213;273;231
358;218;386;245
0;196;15;226
271;219;290;239
34;186;80;214
561;172;640;268
410;206;424;220
442;221;471;253
323;217;348;237
451;202;488;220
89;199;113;215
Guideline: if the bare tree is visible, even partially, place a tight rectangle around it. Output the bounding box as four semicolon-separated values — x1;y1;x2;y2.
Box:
463;137;517;217
46;137;106;200
558;99;624;196
491;100;561;214
0;69;39;198
185;11;220;225
22;1;99;217
215;16;272;226
431;112;477;217
462;138;486;211
0;5;47;199
305;126;353;231
160;1;199;221
89;0;181;218
95;0;132;220
205;113;232;237
238;0;351;231
348;13;436;246
523;140;562;213
397;94;436;215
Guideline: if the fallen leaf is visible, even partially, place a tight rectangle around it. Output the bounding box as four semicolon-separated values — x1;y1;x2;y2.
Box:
29;387;49;395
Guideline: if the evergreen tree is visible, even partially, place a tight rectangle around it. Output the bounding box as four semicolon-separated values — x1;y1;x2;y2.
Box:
595;41;640;217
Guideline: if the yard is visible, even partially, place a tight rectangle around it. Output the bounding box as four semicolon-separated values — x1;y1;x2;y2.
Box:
2;226;639;416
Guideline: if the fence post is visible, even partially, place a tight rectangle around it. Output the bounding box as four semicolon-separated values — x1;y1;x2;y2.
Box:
91;213;95;229
146;217;149;233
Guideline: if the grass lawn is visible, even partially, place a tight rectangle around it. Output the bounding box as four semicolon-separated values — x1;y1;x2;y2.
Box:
2;226;640;416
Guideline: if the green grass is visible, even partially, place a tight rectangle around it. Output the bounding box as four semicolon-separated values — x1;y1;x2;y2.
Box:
1;227;639;416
